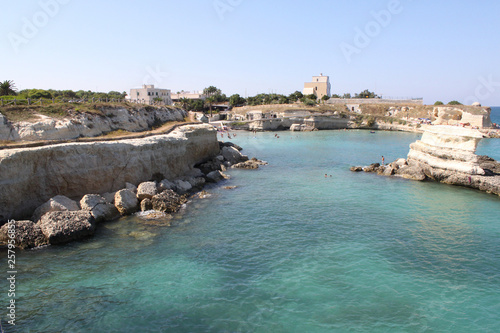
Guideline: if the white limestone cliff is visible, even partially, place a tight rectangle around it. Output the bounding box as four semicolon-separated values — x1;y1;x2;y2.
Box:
0;124;219;221
407;125;485;175
0;107;187;141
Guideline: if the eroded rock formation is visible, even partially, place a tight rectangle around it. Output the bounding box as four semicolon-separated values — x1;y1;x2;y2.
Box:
352;125;500;196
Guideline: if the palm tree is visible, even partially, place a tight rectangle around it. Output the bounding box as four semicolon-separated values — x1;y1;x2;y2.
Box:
0;80;17;96
179;97;190;111
204;96;216;116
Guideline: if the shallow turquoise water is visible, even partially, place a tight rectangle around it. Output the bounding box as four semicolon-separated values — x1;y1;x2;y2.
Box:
4;128;500;332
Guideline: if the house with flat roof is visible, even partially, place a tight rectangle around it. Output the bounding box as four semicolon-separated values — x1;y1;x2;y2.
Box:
129;85;172;105
171;91;206;102
303;74;331;99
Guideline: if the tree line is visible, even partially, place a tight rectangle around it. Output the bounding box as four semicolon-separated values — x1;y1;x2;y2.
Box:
0;80;127;101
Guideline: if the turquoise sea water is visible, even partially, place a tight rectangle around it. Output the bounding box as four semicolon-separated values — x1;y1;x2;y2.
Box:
3;110;500;332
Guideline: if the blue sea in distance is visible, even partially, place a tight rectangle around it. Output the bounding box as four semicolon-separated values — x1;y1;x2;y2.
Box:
4;108;500;332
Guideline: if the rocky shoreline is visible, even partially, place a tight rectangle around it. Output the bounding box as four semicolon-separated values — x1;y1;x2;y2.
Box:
351;125;500;197
0;140;267;249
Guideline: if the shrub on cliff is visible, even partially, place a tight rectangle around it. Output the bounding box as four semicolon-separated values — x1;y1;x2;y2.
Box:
434;101;444;105
303;98;316;106
447;101;462;105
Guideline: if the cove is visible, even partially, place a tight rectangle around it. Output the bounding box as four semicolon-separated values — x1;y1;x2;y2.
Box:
6;129;500;332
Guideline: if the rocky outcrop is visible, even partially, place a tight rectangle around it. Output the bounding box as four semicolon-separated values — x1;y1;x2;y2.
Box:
351;125;500;196
38;211;96;245
0;107;187;142
407;126;485;177
232;158;268;169
0;220;48;249
0;124;220;222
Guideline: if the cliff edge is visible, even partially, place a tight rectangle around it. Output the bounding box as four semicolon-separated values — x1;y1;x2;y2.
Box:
0;124;219;222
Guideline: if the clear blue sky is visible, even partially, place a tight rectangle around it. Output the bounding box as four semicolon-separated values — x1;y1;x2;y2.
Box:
1;0;500;106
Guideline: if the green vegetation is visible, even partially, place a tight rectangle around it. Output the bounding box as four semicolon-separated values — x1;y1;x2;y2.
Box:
0;102;175;123
447;100;463;105
366;116;376;127
303;98;316;106
0;80;17;96
229;94;246;107
434;101;444;105
354;89;380;99
0;82;127;102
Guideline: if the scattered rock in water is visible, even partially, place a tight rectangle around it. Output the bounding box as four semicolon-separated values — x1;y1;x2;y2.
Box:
206;170;230;183
38;211;96;245
80;194;120;222
0;220;48;249
193;190;211;199
350;166;363;172
232;158;268;169
137;181;158;200
223;186;237;190
219;141;243;151
140;198;153;212
32;195;80;223
174;179;193;194
362;163;381;173
222;146;249;165
128;230;158;240
115;189;139;215
151;190;186;214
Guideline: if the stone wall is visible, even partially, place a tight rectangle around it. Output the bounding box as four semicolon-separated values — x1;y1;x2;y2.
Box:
0;124;219;222
327;98;424;105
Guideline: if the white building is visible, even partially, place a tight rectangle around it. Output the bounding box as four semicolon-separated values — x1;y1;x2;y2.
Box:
129;85;172;105
171;90;206;102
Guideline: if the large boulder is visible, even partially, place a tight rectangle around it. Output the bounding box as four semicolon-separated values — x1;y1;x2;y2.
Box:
0;220;48;249
222;146;249;165
137;181;158;201
38;211;96;245
184;177;206;189
196;158;223;174
151;190;186;214
174;180;192;194
114;189;139;215
206;170;230;183
80;194;120;222
158;179;176;192
219;141;243;151
32;195;80;222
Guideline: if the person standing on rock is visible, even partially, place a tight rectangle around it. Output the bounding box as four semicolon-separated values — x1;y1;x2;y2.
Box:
382;156;385;166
